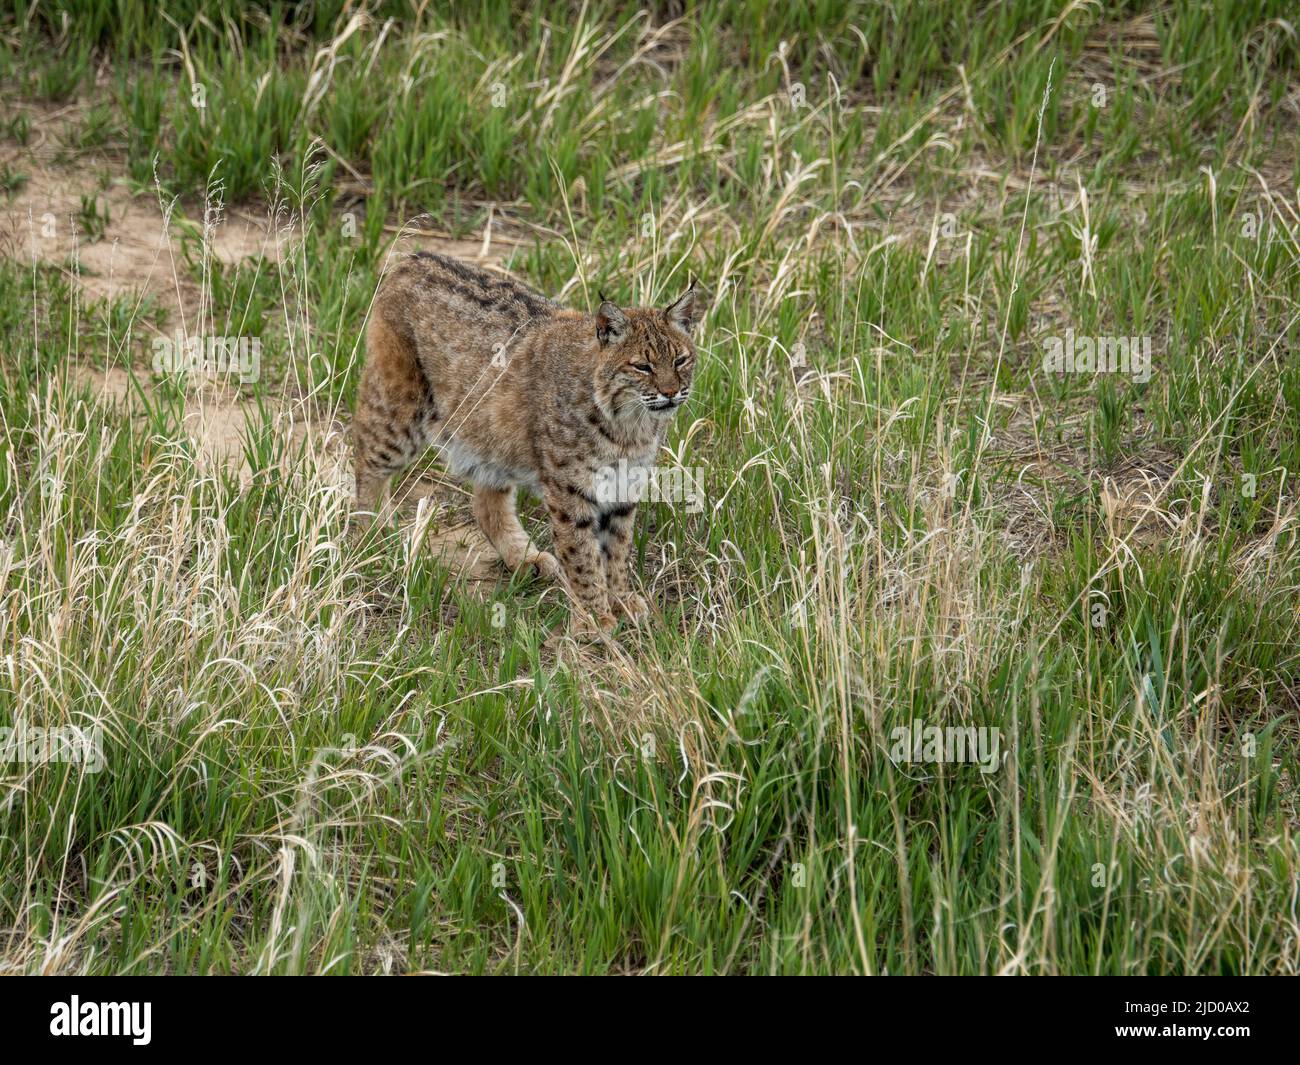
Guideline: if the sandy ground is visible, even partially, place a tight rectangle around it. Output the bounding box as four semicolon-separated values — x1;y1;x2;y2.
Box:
2;103;521;583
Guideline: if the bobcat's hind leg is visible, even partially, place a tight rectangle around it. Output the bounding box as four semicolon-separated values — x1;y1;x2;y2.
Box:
472;485;559;578
353;316;438;528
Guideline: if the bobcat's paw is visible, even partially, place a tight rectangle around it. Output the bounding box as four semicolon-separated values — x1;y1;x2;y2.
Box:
571;610;617;638
611;593;649;625
524;551;561;580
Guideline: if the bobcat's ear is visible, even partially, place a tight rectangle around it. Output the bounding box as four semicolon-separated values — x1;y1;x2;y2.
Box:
596;292;627;345
663;284;700;334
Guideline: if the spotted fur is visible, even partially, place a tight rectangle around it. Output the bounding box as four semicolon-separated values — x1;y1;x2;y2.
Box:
353;252;700;632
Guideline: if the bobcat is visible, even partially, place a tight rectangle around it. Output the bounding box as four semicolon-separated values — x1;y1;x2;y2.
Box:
353;251;700;632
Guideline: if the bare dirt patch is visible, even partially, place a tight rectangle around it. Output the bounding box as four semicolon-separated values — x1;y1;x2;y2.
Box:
6;97;525;584
0;101;288;323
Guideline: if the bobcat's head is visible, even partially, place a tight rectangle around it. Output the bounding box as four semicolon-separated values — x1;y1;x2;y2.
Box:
594;286;700;421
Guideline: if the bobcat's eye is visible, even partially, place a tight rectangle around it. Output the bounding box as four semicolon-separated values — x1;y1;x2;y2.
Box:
674;353;690;368
630;363;653;374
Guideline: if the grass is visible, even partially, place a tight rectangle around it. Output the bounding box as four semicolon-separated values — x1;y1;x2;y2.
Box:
0;0;1298;974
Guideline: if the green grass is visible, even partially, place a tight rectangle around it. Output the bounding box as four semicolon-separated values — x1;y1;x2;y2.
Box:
1;0;1298;974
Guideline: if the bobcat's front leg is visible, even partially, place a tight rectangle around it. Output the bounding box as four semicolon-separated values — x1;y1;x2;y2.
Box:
600;503;647;623
543;483;614;633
